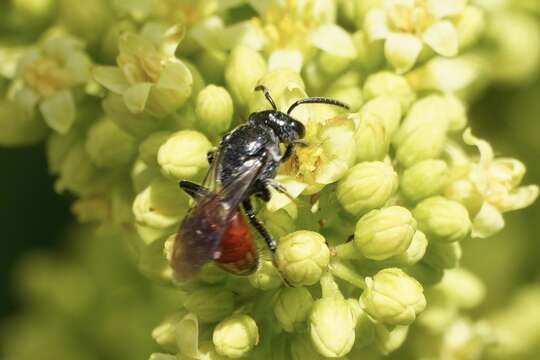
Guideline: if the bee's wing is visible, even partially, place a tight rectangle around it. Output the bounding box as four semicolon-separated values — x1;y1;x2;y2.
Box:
171;158;263;280
201;150;221;192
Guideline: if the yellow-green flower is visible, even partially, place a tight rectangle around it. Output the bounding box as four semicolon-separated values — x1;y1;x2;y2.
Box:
365;0;468;73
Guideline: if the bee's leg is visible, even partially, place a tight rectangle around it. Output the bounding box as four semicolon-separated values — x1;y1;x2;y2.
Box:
255;185;272;202
207;149;216;164
242;198;276;253
281;139;308;162
179;180;209;201
264;179;297;203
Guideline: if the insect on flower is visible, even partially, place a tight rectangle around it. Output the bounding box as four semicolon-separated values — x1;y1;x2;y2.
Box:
171;85;349;280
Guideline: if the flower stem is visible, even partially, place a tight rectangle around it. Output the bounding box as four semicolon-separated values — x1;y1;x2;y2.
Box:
330;259;366;290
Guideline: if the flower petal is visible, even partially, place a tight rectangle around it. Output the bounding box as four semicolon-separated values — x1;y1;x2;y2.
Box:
427;0;468;18
176;313;200;358
364;9;391;41
310;24;357;58
472;202;504;238
422;20;459;57
123;83;152;114
268;49;304;73
266;175;307;213
93;66;130;94
39;90;76;134
384;33;423;73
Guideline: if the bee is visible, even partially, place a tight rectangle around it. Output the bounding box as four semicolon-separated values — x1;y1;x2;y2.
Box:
171;85;349;280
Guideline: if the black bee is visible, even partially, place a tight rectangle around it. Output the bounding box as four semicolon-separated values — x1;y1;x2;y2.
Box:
171;85;349;280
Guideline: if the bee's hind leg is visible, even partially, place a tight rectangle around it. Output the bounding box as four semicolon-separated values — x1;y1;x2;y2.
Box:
179;181;209;201
242;198;276;254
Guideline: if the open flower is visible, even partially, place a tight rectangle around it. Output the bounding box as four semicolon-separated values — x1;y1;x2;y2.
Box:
94;28;192;118
9;35;92;134
365;0;466;73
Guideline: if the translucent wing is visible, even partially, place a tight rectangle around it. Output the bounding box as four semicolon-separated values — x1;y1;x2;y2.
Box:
201;150;220;192
171;158;263;280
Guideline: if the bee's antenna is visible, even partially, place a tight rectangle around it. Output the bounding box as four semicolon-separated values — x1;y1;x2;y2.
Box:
254;85;277;111
287;97;349;115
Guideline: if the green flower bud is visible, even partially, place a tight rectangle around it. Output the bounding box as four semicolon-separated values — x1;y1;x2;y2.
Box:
444;170;484;217
311;24;357;72
413;196;472;243
290;335;326;360
393;97;450;167
353;30;386;72
197;263;228;285
132;179;188;229
337;206;416;261
195;85;233;137
336;161;399;216
85;117;137;168
225;46;267;108
439;268;486;309
0;98;48;146
248;260;282;291
363;72;415;112
102;93;165;138
406;55;484;94
444;94;467;132
54;142;105;196
396;123;447;167
384;32;423;74
213;314;259;359
131;159;162;194
149;354;176;360
184;287;235;324
152;312;185;352
71;196;110;223
276;231;330;287
309;297;355;358
157;130;212;179
455;6;485;49
249;68;306;116
197;49;227;85
394;95;451;136
423;242;462;270
360;268;426;326
355;206;416;260
175;312;201;358
389;230;428;267
353;115;389;162
326;76;364;112
317;52;353;77
139;131;172;167
373;323;409;355
274;287;314;332
195;341;230;360
357;96;402;137
401;160;449;202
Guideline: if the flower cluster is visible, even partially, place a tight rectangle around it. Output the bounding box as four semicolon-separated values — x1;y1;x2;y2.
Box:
1;0;539;359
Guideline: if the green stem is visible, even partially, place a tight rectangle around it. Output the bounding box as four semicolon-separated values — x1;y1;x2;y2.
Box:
333;241;365;261
319;272;344;300
330;259;366;290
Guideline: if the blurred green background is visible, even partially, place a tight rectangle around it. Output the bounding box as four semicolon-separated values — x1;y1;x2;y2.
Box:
0;145;71;319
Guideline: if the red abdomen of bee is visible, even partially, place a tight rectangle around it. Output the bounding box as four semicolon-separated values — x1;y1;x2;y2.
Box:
215;211;259;275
